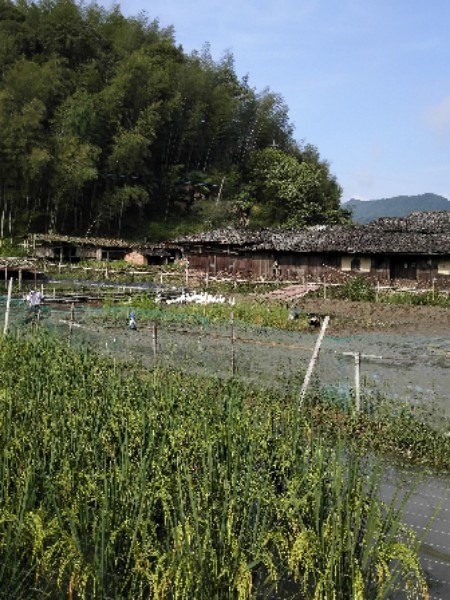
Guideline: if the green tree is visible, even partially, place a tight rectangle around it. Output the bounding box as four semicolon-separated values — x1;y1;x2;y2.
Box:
239;147;349;228
49;133;100;232
0;0;350;238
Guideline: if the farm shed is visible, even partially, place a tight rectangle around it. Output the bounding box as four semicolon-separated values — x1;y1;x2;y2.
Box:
0;258;46;289
28;234;173;266
174;211;450;284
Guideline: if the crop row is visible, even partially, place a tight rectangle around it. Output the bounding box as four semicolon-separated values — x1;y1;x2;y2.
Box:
0;332;433;599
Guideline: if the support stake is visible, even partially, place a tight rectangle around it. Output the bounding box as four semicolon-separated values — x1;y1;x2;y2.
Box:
343;351;382;413
230;312;236;377
3;277;13;335
152;322;158;357
298;315;330;408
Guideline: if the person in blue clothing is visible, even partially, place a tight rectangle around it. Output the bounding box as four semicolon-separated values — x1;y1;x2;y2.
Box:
128;311;137;330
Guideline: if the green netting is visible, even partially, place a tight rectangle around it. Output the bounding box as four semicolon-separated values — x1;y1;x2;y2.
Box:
2;299;450;424
82;304;210;325
0;301;315;393
0;297;31;306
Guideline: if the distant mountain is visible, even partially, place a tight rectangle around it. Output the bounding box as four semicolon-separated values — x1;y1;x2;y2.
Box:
342;193;450;224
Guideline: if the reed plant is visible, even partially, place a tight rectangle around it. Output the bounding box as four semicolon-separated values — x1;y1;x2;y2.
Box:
0;332;429;599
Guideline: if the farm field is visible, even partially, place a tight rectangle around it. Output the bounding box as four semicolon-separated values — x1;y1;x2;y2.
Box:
299;297;450;336
1;287;450;598
0;330;441;600
37;295;450;421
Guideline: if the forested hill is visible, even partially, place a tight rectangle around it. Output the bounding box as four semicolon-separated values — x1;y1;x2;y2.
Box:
343;194;450;224
0;0;350;242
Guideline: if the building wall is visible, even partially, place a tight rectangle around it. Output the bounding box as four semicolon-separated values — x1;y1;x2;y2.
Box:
34;247;58;259
187;252;275;280
185;249;450;283
438;260;450;276
341;255;371;272
187;251;339;281
124;251;148;266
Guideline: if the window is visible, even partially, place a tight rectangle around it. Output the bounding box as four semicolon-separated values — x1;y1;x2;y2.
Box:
351;258;361;271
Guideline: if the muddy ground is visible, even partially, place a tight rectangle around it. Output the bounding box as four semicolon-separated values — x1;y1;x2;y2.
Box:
298;298;450;336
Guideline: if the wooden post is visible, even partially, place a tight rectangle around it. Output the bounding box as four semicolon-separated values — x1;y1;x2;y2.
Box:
354;352;361;412
230;311;236;377
69;302;75;337
3;277;13;335
298;315;330;408
198;323;203;349
152;322;157;357
18;269;22;291
216;175;225;203
375;281;379;303
323;280;327;300
343;351;382;413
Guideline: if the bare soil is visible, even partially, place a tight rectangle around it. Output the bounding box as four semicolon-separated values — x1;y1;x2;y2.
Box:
298;298;450;336
259;283;450;335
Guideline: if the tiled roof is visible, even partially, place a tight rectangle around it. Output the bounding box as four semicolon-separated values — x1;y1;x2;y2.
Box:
174;211;450;254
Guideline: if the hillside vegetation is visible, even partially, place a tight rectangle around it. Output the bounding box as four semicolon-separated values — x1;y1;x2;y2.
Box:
0;0;350;241
343;193;450;224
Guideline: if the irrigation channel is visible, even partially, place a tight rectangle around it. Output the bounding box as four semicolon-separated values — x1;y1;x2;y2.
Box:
1;293;450;598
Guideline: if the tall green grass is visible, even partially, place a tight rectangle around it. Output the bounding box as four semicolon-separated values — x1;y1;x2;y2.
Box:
97;297;311;331
323;276;450;307
0;332;429;598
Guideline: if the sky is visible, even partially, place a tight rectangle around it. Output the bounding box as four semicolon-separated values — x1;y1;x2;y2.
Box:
104;0;450;203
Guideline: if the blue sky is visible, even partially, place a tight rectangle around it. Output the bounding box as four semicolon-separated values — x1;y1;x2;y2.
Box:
105;0;450;203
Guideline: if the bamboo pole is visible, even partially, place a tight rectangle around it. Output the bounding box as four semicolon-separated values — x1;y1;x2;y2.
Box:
152;322;158;357
354;351;361;412
343;351;382;413
69;302;75;338
3;277;13;335
198;323;203;349
298;315;330;408
230;312;236;377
